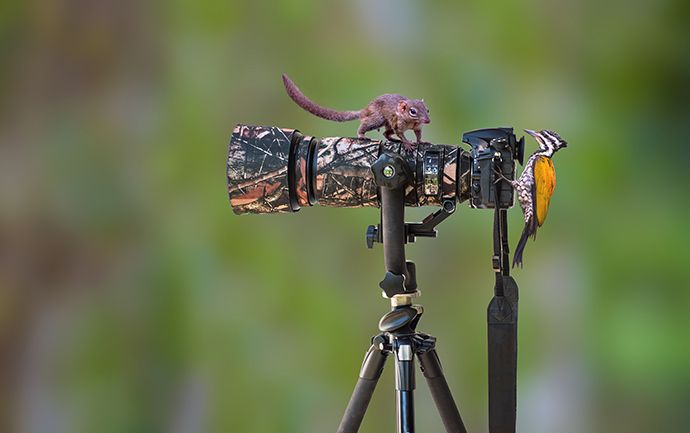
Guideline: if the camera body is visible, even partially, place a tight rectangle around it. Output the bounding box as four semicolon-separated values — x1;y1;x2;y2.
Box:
463;128;524;209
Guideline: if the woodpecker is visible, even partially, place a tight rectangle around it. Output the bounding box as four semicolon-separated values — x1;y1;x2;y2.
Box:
499;129;568;267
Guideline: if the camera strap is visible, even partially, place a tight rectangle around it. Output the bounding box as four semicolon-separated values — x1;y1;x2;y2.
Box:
487;160;520;433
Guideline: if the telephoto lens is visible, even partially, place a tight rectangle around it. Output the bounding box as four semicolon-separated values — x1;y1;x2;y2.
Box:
227;124;522;215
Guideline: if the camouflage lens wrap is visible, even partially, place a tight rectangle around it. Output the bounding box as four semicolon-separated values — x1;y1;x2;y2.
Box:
314;137;380;208
414;144;436;207
441;145;459;201
227;124;301;215
227;124;473;214
457;152;472;201
381;142;464;208
313;139;464;208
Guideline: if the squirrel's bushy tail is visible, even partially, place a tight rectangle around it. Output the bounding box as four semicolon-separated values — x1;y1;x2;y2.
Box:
282;74;360;122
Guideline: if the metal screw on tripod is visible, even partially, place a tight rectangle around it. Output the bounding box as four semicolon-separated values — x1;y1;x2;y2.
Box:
372;334;389;351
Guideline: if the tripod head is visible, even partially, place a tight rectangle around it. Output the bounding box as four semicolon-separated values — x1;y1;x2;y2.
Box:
367;151;457;303
364;150;520;433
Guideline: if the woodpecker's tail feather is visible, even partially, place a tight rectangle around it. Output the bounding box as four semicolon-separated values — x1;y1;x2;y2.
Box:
282;74;361;122
513;218;537;268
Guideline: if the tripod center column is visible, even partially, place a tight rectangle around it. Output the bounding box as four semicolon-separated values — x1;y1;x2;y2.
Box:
371;151;417;299
394;339;416;433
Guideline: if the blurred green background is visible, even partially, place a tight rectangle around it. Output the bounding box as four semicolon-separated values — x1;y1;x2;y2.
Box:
1;1;689;432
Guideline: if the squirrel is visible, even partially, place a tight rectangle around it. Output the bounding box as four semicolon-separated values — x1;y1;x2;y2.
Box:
282;74;430;151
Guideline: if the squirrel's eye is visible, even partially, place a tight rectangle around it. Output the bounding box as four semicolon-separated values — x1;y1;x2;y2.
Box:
410;108;417;115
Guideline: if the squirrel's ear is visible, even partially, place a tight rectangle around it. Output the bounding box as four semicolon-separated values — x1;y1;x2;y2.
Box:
398;100;408;111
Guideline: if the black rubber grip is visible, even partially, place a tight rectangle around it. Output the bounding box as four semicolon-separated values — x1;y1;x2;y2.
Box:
418;351;468;433
336;378;378;433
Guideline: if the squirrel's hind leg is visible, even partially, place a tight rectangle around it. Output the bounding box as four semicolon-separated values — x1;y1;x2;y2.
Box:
357;115;385;139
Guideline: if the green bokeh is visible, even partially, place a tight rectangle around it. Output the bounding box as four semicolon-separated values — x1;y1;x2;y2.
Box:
1;1;689;432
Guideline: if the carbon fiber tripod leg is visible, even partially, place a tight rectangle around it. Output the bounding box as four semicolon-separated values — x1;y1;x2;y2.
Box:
418;348;468;433
337;339;389;433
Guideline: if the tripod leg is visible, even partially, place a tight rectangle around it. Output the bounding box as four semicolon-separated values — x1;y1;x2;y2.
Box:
418;349;468;433
395;342;415;433
337;342;389;433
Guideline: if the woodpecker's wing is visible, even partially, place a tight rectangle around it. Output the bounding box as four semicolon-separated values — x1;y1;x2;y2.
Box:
533;155;556;227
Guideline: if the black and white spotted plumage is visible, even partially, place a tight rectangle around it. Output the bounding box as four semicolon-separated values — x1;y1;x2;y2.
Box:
507;129;567;267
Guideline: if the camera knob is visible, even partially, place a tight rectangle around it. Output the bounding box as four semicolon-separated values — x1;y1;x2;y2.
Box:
371;152;411;189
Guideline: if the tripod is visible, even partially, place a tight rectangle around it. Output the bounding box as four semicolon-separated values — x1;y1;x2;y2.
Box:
336;152;467;433
336;151;519;433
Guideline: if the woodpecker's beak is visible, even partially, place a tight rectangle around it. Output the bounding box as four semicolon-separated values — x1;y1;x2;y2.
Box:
524;129;537;137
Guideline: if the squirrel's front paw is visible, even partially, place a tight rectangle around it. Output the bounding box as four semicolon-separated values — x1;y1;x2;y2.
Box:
403;142;417;152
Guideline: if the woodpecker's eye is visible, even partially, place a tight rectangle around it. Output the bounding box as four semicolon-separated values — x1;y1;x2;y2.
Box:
410;108;417;116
